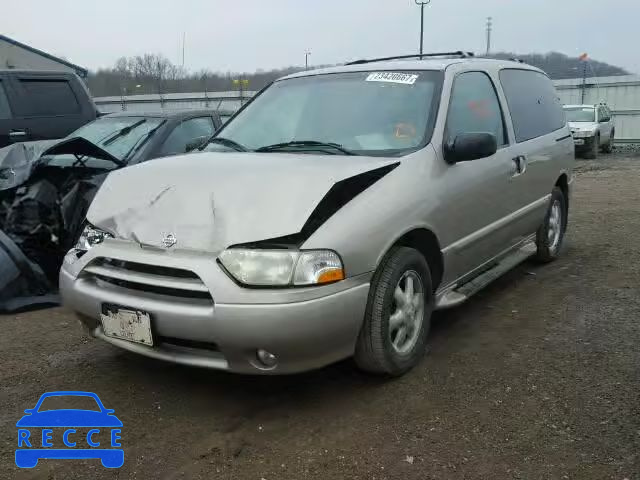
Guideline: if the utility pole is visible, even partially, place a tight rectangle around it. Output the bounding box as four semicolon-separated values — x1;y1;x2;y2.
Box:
579;53;589;103
305;51;311;70
182;32;186;69
415;0;432;57
233;78;249;106
581;58;588;104
486;17;493;55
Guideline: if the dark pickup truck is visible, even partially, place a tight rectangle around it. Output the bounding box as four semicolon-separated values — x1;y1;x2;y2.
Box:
0;70;98;148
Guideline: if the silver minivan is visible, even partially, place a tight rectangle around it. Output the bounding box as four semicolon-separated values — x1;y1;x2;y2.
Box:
61;53;575;376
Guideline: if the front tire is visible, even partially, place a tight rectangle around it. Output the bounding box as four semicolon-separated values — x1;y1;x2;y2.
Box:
535;187;567;263
602;131;614;153
584;135;599;159
355;247;433;376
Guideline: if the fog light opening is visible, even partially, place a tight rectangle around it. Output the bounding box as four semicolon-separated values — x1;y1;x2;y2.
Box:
256;349;278;369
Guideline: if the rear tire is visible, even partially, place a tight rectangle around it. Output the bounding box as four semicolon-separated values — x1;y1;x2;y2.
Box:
355;247;433;376
535;187;567;263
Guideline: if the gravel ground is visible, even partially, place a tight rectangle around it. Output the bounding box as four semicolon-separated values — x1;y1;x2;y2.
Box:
1;153;639;479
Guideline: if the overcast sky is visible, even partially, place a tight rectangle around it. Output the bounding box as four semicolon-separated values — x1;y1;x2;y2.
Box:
4;0;638;74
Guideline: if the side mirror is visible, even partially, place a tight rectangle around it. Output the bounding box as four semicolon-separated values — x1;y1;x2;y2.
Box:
444;132;497;164
185;136;209;152
24;409;34;414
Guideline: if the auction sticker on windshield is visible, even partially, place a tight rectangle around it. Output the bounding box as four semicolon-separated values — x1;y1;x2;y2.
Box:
366;72;419;85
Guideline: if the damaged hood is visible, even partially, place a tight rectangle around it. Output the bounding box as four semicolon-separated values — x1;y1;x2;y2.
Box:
88;152;399;251
0;137;123;191
0;140;60;190
41;137;124;166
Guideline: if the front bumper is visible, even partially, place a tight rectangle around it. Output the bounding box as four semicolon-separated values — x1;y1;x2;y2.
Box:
60;241;371;374
572;135;595;153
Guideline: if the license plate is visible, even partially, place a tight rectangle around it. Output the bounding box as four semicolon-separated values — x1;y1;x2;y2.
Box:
574;139;585;146
100;306;153;346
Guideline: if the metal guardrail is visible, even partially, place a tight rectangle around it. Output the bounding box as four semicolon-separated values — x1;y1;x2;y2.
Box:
94;91;258;114
94;75;640;144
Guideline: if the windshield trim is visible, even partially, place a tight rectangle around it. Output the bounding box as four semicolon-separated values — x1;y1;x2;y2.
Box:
213;69;445;158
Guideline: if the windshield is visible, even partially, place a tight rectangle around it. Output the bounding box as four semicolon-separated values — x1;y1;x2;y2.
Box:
564;107;595;123
208;71;443;156
43;116;164;169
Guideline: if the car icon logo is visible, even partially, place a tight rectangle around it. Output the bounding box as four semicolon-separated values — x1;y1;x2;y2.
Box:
161;233;177;248
15;391;123;469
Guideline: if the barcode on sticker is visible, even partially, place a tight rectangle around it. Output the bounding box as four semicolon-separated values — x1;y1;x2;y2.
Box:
366;72;419;85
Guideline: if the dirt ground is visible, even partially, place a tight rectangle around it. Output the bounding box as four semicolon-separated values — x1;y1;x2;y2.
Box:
1;153;639;480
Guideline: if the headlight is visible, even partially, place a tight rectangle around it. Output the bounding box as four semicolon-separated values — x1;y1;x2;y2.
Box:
75;224;113;252
219;249;344;287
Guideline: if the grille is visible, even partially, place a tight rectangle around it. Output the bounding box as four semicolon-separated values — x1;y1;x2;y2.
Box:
157;336;220;352
83;258;212;301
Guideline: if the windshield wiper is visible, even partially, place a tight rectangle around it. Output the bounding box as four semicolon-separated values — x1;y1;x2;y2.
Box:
102;119;147;147
121;120;167;163
255;140;358;155
204;137;248;152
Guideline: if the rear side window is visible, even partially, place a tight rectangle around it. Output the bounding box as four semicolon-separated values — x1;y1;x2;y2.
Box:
0;81;11;119
19;79;80;116
499;69;565;143
446;71;507;146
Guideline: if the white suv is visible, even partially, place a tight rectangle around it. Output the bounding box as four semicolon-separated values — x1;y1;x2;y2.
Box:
564;103;615;158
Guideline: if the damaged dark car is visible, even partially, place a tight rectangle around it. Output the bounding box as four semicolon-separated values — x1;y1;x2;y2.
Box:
0;109;228;311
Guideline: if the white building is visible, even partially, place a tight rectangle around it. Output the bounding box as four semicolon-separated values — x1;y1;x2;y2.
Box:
0;34;87;78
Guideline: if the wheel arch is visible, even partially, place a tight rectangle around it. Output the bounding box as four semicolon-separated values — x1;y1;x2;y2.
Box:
381;227;444;292
555;173;569;213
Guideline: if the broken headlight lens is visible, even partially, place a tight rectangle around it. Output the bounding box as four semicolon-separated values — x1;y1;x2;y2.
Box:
219;249;344;287
75;224;113;252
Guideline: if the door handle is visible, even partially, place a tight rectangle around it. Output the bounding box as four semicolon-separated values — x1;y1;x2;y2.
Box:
511;155;527;176
9;130;27;140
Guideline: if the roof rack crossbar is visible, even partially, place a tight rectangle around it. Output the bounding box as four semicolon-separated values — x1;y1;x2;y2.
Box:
346;51;475;66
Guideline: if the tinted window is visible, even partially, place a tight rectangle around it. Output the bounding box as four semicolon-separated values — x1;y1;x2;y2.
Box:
161;117;215;155
446;71;506;146
0;81;11;119
19;79;80;116
499;69;565;142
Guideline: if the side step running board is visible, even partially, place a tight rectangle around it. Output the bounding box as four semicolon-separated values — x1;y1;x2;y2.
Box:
436;241;537;310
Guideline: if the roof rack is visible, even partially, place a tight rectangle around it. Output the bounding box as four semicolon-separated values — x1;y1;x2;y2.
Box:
346;51;475;66
509;58;525;63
